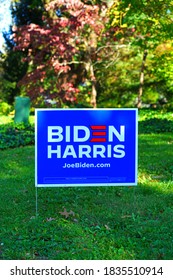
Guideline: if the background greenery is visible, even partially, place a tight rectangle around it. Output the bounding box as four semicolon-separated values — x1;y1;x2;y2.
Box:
0;0;173;109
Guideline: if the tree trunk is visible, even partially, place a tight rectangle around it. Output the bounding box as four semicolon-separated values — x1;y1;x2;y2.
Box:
85;55;97;108
89;62;97;108
137;49;148;108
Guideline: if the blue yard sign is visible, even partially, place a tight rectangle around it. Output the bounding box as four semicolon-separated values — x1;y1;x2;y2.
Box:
35;109;138;187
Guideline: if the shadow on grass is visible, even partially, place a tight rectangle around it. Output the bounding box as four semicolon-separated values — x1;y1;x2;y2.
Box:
138;133;173;182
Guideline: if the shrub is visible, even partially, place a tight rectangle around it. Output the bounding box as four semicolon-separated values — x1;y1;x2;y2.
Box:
0;122;34;150
139;118;173;134
0;102;12;115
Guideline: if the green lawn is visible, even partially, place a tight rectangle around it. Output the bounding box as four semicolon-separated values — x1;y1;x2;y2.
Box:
0;131;173;259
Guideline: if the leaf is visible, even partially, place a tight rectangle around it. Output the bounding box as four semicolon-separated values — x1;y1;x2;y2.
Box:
46;217;56;222
59;208;75;219
105;225;111;230
69;210;75;217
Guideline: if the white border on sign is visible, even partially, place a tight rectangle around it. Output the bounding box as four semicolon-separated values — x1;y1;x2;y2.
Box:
35;108;138;187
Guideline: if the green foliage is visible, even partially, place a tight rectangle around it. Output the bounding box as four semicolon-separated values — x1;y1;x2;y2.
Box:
139;109;173;121
104;0;173;108
97;47;140;107
1;51;28;104
0;122;34;150
0;102;12;115
97;43;173;108
110;0;173;46
139;118;173;134
152;42;173;108
139;109;173;133
141;87;159;104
